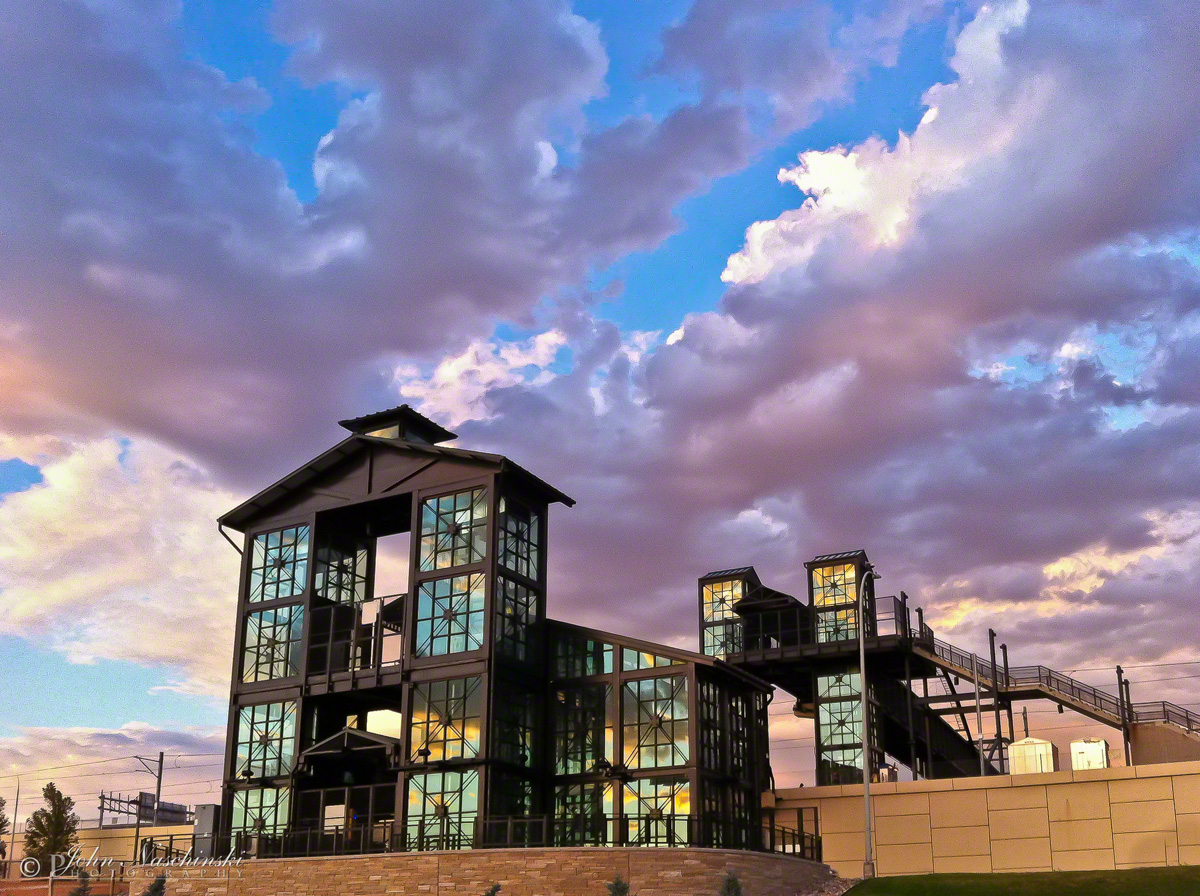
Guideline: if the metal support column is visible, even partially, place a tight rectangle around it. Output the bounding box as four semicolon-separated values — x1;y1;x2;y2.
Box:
1118;681;1128;762
972;653;985;775
989;630;1004;771
904;651;918;779
1116;665;1132;766
1001;643;1015;758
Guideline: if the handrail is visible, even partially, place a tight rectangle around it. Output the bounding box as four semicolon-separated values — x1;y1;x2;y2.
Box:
917;638;1199;732
185;814;820;862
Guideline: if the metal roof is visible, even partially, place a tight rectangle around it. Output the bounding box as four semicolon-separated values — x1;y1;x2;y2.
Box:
807;549;869;566
700;565;758;580
218;433;574;531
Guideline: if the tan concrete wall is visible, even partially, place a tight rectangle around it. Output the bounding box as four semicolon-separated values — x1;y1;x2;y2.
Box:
772;758;1200;878
7;823;194;865
1132;723;1200;765
115;847;833;896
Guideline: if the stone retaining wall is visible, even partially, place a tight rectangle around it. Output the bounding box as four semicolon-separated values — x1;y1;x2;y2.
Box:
121;847;832;896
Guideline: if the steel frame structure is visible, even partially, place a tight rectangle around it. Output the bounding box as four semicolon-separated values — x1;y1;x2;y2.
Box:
217;407;777;855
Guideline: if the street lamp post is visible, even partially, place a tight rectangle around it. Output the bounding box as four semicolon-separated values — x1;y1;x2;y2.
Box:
858;562;880;880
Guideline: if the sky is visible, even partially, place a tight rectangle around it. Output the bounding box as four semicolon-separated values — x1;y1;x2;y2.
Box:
3;0;1200;820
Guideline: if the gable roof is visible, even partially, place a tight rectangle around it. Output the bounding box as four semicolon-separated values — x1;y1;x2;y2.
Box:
218;433;574;531
298;727;405;767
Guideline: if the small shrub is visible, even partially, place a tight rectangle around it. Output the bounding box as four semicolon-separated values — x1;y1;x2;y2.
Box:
67;870;91;896
718;872;743;896
140;874;167;896
482;886;501;896
606;874;634;896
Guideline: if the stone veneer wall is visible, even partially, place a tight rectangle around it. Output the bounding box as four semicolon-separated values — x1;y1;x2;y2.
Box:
772;758;1200;877
122;847;833;896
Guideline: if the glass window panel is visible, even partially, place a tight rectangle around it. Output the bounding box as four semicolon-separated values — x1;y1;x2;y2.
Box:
702;579;743;623
553;684;613;775
623;777;691;844
818;748;863;785
405;769;479;849
621;676;689;769
701;621;743;660
817;671;861;700
816;608;858;643
314;539;369;605
414;573;486;656
553;634;613;679
621;649;682;671
492;686;537;768
495;574;536;662
231;787;290;834
409;676;483;762
419;488;488;571
249;526;310;602
242;605;304;682
553;782;614;845
498;497;540;580
812;563;857;607
818;699;863;747
235;701;297;777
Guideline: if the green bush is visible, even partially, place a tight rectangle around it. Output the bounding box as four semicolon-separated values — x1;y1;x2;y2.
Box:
719;872;744;896
606;874;634;896
482;886;501;896
67;869;91;896
140;874;167;896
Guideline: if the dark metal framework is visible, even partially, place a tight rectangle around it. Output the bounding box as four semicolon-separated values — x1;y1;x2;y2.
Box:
704;551;1200;787
217;407;790;858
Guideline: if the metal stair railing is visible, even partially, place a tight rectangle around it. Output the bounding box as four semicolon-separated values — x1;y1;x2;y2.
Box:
1132;701;1200;734
919;638;1200;733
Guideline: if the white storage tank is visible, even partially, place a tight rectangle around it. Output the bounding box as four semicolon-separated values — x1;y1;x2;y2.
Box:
1010;736;1059;774
1070;737;1110;770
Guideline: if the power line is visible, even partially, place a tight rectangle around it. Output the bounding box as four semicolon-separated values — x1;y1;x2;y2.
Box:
0;752;222;782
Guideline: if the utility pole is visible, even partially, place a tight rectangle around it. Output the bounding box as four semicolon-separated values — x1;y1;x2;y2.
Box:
98;791;105;829
8;777;18;871
153;752;164;826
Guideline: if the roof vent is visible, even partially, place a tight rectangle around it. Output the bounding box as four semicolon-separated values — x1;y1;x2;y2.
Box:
338;404;457;445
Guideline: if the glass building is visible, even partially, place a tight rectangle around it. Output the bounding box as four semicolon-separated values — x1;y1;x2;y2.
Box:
218;407;775;854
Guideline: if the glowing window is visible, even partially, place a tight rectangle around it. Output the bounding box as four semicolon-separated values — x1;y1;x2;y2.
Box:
812;563;856;607
409;676;483;762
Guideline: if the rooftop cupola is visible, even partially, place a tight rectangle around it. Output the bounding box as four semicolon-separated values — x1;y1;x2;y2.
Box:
337;404;457;445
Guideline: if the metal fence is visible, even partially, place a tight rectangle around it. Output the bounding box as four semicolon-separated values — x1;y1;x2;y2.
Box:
139;815;820;864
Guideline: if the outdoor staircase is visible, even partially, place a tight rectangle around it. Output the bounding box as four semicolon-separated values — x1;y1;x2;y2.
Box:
913;637;1200;735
